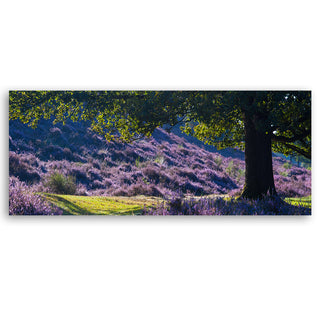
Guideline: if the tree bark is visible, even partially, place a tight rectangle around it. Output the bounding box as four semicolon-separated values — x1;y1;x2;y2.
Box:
240;111;277;199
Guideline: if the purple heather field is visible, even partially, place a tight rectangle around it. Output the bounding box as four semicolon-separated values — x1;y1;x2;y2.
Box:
9;120;311;215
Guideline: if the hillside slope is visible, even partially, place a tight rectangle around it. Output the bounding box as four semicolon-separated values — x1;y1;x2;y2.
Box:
9;120;311;198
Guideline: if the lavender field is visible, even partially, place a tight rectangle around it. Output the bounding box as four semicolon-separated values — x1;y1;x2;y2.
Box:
9;119;311;215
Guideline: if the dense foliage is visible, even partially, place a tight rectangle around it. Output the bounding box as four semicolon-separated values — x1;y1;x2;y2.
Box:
9;91;311;158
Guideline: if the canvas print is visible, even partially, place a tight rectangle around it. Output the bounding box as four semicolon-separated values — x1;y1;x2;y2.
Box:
9;91;311;215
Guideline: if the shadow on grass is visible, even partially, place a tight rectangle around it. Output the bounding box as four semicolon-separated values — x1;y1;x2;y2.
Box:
44;193;311;216
45;195;92;215
44;194;92;215
43;194;145;215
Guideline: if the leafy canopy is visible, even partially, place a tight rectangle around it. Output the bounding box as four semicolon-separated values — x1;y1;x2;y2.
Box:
9;90;311;158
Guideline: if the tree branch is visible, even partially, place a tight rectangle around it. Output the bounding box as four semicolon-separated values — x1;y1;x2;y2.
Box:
271;130;310;143
283;143;311;159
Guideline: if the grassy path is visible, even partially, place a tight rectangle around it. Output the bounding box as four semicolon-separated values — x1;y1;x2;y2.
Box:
43;193;161;215
43;193;311;215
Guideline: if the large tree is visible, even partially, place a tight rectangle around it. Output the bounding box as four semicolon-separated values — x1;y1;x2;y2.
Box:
9;90;311;199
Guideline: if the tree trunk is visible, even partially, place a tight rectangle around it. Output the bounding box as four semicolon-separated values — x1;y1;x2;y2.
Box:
240;111;277;199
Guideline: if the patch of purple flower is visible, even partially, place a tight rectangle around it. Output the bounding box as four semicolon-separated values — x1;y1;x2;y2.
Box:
143;196;311;216
9;177;62;215
9;119;311;201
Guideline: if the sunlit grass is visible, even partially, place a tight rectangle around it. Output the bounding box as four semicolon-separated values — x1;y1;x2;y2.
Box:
284;196;311;208
43;193;161;215
43;193;311;215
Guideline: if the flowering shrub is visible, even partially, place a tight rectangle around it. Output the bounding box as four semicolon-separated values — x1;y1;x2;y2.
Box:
9;151;41;182
9;177;62;215
112;182;163;197
143;196;311;216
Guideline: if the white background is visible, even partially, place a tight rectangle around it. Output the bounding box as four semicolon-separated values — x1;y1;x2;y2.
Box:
0;1;319;319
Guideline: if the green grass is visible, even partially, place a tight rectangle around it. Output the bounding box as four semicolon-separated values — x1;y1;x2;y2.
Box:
43;193;161;215
43;193;311;215
284;196;311;208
